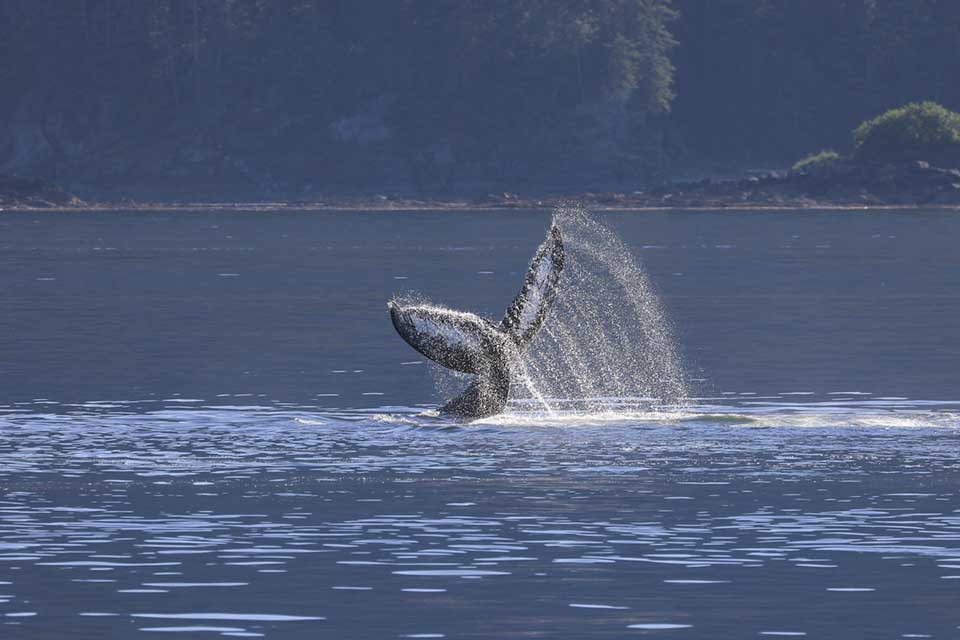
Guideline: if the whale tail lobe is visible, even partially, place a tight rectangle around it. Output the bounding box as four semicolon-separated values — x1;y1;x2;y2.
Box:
389;223;564;418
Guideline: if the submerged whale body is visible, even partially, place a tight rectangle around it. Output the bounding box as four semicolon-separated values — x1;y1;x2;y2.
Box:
389;224;564;419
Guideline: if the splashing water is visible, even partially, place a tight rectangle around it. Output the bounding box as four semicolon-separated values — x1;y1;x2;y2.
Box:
511;208;689;413
427;207;689;416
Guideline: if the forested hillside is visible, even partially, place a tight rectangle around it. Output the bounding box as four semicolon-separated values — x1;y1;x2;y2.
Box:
1;1;958;198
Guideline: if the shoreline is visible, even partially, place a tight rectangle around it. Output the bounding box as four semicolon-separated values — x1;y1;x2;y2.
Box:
4;160;960;213
3;200;959;213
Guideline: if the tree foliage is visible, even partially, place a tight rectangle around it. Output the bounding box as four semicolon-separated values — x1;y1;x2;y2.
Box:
1;1;959;193
670;0;960;167
0;0;678;190
792;150;841;173
853;102;960;164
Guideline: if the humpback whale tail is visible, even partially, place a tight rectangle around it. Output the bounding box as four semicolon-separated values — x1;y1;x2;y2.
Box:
389;223;564;418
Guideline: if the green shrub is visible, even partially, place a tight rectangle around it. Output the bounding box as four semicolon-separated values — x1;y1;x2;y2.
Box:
853;101;960;164
792;150;841;173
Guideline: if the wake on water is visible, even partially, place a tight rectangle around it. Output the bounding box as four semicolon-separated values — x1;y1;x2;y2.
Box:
360;400;960;430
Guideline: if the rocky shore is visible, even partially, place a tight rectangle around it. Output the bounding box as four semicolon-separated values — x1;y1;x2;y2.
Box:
3;161;960;211
0;174;84;208
637;160;960;209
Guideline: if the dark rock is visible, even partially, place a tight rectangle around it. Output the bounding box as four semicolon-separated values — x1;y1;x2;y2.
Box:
622;160;960;208
0;173;84;208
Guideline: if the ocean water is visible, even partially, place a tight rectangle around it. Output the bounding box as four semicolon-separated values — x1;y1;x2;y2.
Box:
0;209;958;639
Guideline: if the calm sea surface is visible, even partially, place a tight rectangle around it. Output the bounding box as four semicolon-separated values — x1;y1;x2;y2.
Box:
0;209;958;639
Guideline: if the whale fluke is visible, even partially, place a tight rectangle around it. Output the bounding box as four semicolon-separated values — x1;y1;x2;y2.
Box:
500;224;564;348
389;223;564;418
388;304;505;375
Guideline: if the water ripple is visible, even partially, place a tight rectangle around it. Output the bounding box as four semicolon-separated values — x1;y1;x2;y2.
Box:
0;401;957;637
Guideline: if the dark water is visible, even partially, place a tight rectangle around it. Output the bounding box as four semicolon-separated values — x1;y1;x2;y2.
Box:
1;209;959;639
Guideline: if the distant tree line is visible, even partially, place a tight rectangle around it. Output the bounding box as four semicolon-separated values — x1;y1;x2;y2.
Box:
793;101;960;172
1;1;958;196
672;0;960;170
